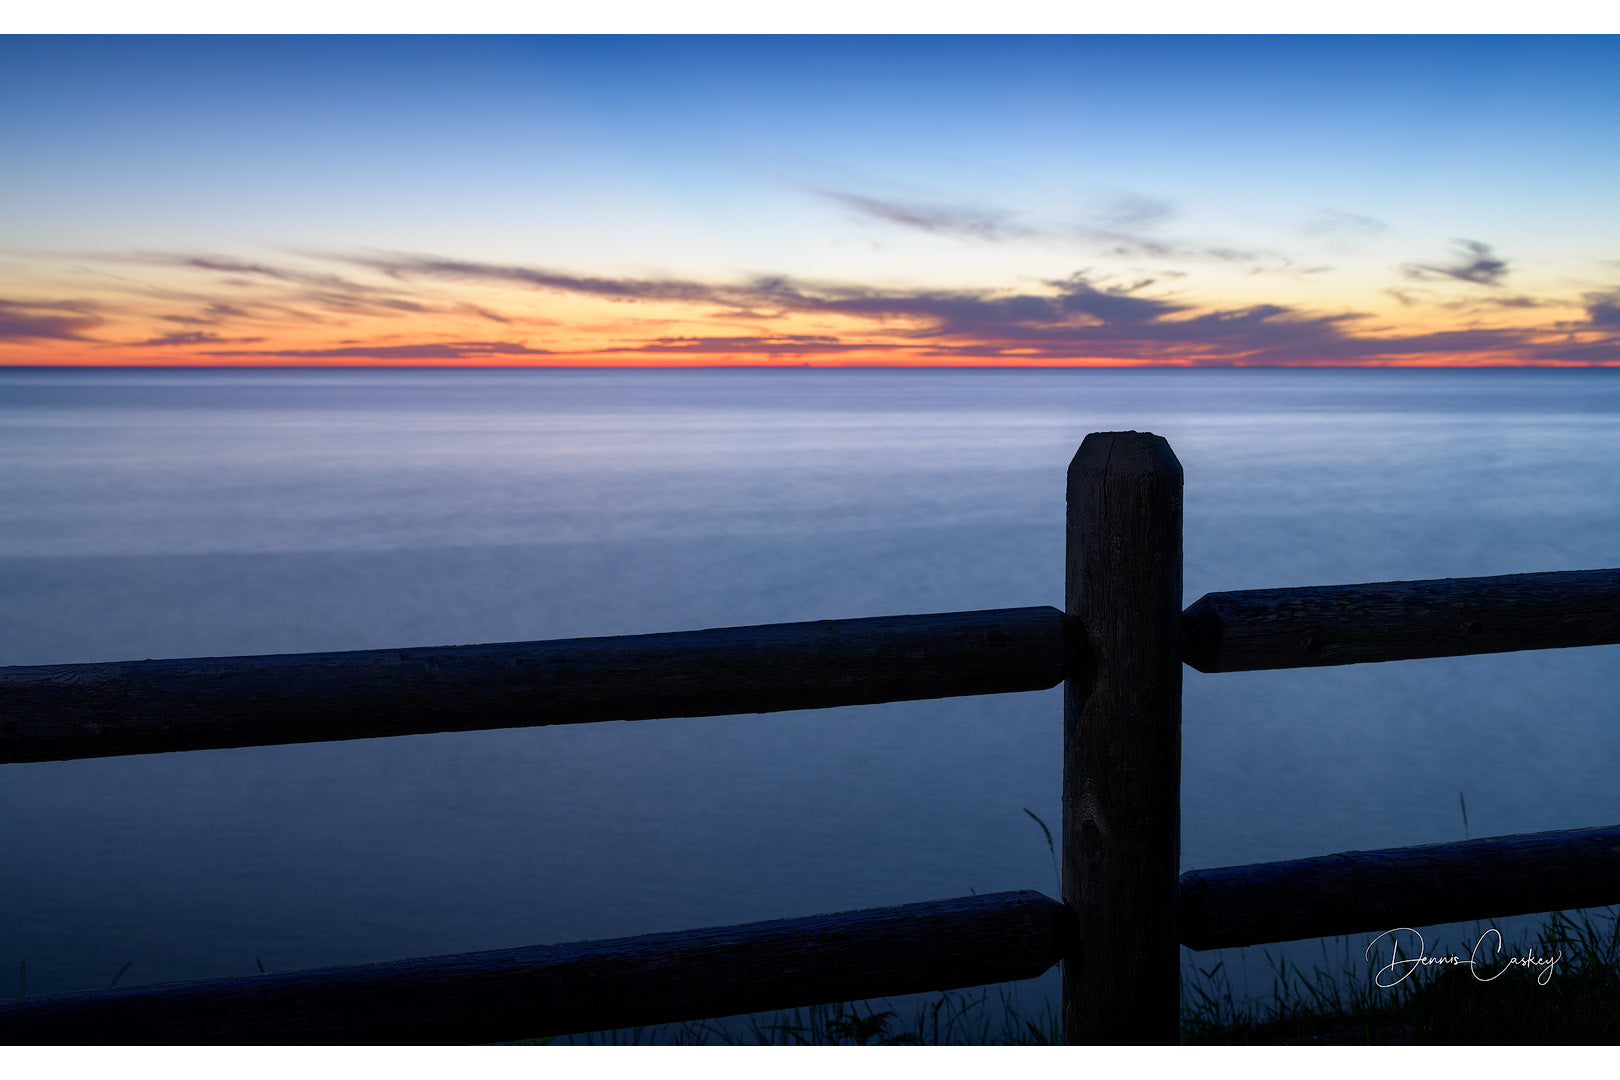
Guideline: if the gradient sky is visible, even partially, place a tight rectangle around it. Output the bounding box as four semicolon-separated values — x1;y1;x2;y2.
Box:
4;34;1619;367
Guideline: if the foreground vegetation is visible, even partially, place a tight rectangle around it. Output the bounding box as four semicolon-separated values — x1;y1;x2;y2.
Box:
549;984;1060;1045
1182;906;1620;1044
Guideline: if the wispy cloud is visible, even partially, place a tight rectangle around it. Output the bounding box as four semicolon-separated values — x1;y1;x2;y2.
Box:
132;331;265;347
460;304;513;324
813;188;1194;260
1304;208;1388;236
205;341;555;360
816;187;1299;270
602;335;896;357
135;254;384;293
0;299;101;341
1403;240;1510;286
107;253;502;325
1088;192;1175;233
816;191;1030;241
342;253;723;305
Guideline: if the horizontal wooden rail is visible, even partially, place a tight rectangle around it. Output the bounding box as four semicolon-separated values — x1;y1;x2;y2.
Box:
0;606;1069;764
1178;823;1620;950
1181;568;1620;672
0;890;1070;1044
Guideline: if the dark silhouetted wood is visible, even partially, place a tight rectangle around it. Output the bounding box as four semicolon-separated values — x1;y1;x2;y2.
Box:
1064;432;1183;1044
0;607;1067;763
1182;568;1620;673
0;890;1070;1045
1179;824;1620;951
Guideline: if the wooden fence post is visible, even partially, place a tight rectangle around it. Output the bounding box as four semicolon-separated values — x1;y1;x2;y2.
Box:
1063;432;1183;1044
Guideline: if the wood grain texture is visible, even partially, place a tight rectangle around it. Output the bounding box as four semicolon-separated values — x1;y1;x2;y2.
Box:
0;890;1070;1045
1182;568;1620;672
0;607;1067;763
1063;432;1183;1044
1179;824;1620;950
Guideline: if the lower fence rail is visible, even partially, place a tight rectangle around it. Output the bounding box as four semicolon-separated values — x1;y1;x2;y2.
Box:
0;890;1070;1045
1180;823;1620;951
13;821;1616;1043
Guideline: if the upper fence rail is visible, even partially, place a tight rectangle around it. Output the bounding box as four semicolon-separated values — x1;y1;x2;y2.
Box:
0;607;1067;764
4;569;1616;765
1183;568;1620;672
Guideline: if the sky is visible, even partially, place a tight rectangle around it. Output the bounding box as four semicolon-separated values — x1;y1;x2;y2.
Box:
3;34;1620;367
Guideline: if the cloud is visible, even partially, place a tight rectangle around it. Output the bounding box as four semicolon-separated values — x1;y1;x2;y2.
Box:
699;270;1191;342
203;341;556;360
1057;192;1182;258
1403;240;1510;286
303;292;430;316
816;190;1029;241
953;303;1369;365
321;253;1420;363
0;299;101;341
1304;209;1388;236
1075;229;1175;259
133;331;265;347
812;188;1202;260
1089;192;1175;233
1583;290;1620;327
1044;273;1184;325
1521;337;1620;363
342;253;724;305
140;254;381;293
117;253;475;322
720;270;1369;364
601;335;893;357
461;305;512;324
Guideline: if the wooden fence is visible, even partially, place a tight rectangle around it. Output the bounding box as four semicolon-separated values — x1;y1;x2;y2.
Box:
2;431;1617;1044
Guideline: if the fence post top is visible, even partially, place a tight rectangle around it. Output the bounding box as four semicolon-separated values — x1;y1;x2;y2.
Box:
1070;431;1182;480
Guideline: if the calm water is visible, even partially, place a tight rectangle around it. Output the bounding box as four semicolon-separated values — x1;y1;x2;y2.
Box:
2;367;1618;1026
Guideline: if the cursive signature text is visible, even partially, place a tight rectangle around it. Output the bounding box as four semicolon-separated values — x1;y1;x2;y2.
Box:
1365;927;1561;988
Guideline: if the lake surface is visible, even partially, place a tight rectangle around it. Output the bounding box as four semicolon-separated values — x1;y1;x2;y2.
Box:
2;366;1618;1030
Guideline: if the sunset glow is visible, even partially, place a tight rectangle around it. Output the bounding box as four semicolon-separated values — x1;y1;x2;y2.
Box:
4;35;1619;367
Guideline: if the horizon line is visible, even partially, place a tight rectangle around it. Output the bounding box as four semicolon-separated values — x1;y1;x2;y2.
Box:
3;361;1618;372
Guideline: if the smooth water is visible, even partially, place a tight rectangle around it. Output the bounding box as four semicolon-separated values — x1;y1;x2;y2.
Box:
2;367;1618;1026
